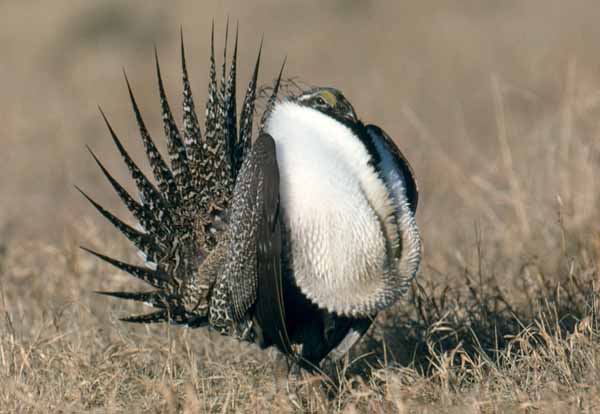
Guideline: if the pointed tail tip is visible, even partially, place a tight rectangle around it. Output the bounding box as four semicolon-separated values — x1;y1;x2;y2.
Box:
180;32;188;70
79;245;93;255
251;38;263;80
74;185;91;203
98;106;112;128
276;56;287;81
180;26;186;56
153;45;160;67
98;106;119;136
257;36;264;60
122;67;132;88
79;245;106;261
74;184;86;197
233;22;239;52
84;144;96;158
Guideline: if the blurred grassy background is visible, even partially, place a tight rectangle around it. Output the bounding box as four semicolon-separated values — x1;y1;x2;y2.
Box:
2;1;600;411
3;0;600;249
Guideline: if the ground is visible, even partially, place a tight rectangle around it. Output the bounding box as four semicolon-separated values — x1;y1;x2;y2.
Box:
1;1;600;412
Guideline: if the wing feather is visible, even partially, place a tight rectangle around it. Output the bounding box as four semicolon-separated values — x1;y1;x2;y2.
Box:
365;124;419;213
254;133;293;355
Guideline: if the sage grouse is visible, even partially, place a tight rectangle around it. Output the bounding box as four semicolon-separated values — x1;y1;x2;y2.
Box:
80;28;421;370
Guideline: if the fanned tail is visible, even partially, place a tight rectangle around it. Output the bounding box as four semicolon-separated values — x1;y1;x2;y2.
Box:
81;26;282;327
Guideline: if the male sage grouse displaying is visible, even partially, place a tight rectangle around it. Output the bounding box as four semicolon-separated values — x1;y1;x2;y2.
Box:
80;26;421;371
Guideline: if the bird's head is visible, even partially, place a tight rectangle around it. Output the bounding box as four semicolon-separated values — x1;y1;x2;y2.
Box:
295;87;358;124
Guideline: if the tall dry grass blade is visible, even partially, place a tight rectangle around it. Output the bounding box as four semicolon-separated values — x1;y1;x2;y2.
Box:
491;74;530;237
560;57;576;208
401;105;504;231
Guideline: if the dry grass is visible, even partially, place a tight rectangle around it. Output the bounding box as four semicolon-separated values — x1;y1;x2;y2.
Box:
2;1;600;412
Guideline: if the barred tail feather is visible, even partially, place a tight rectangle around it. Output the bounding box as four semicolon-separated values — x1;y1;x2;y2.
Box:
81;246;170;289
218;18;229;140
124;71;180;206
202;22;231;207
76;187;161;263
95;290;167;308
85;146;164;243
180;30;203;202
120;311;169;324
154;48;195;206
98;108;172;226
121;310;207;326
235;39;262;176
225;27;239;177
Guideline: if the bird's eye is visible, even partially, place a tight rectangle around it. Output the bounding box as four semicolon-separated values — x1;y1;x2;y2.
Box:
315;96;328;106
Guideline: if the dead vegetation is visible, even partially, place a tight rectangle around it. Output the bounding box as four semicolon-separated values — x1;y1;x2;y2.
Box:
2;1;600;412
1;208;598;412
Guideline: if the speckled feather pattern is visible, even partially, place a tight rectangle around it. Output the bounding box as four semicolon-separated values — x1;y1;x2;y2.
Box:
81;29;421;367
124;74;180;207
84;30;267;329
180;33;204;212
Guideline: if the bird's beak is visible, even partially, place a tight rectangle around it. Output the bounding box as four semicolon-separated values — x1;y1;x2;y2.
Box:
343;110;358;123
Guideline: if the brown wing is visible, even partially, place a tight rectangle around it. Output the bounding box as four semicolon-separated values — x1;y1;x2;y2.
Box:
253;133;293;356
366;124;419;213
225;132;292;355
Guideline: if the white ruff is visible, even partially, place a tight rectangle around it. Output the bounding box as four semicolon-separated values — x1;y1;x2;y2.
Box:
265;102;399;316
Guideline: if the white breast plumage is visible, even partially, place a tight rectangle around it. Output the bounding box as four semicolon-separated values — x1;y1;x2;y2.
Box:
265;101;402;316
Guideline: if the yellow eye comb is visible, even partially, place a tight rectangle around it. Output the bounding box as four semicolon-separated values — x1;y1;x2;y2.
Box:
319;90;337;107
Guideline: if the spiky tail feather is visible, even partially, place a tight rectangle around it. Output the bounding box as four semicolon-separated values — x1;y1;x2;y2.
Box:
80;26;280;326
